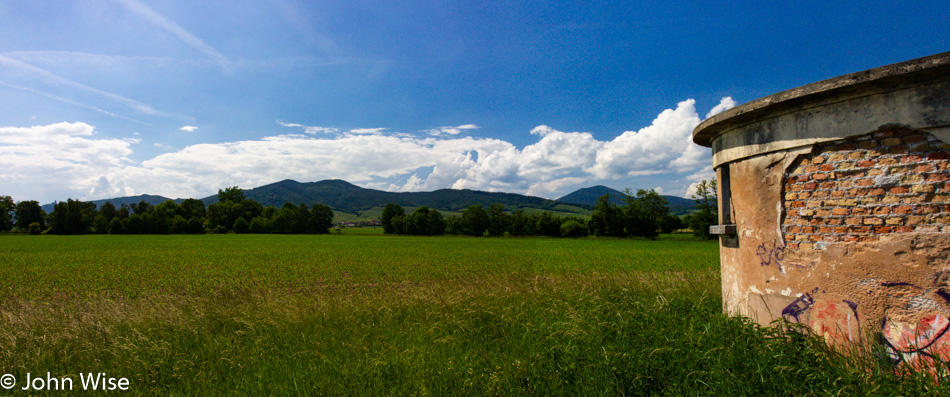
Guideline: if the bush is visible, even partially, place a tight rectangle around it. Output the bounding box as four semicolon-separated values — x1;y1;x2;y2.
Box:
233;217;250;234
28;222;41;235
560;220;588;237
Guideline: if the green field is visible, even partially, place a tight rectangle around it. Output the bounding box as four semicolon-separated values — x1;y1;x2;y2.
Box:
0;234;943;395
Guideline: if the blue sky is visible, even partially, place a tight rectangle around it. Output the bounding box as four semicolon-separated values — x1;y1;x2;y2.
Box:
0;0;947;204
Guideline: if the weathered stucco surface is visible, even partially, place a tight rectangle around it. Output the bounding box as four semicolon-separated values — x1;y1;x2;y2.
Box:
697;52;950;370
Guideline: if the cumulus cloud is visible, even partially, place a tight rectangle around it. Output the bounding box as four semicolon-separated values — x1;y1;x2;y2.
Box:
3;98;730;203
705;96;736;119
0;122;137;200
180;125;198;132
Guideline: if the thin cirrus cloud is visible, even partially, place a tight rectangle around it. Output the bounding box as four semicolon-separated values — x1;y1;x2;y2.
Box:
1;98;733;204
110;0;228;67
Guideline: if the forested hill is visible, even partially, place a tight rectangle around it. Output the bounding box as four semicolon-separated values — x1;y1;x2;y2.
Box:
198;179;572;214
41;180;696;217
557;185;697;215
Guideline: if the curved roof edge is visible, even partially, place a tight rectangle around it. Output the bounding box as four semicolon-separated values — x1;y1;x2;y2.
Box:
692;52;950;147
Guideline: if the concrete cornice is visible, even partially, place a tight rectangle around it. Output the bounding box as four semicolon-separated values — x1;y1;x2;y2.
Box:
693;52;950;148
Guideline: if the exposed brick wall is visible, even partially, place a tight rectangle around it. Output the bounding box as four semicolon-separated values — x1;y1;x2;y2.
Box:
782;129;950;250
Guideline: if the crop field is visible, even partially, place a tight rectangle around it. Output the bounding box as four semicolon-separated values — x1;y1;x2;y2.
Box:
0;234;944;395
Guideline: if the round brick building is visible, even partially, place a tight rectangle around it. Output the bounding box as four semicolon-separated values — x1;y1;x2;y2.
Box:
692;52;950;368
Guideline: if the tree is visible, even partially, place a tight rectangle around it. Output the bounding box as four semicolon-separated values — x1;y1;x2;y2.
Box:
487;204;508;237
14;200;45;231
99;202;117;221
380;203;405;234
445;215;462;235
588;194;625;237
217;186;245;204
460;205;489;236
425;209;446;235
49;199;96;235
309;204;334;234
0;196;14;231
536;212;561;237
560;219;588;238
233;217;250;234
507;210;528;237
623;189;668;238
659;214;684;234
689;179;718;239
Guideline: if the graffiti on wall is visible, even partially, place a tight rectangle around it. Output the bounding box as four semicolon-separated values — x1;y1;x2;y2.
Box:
883;314;950;372
781;287;861;344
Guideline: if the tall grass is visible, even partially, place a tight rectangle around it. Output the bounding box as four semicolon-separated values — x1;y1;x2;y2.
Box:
0;235;943;395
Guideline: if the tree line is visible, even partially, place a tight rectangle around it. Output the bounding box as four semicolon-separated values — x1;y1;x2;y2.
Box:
380;184;719;239
0;187;334;235
1;180;718;238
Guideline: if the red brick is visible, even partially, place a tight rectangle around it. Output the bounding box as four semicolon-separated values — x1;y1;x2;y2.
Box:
868;188;885;196
896;226;916;233
850;226;870;233
873;206;891;215
819;226;833;234
809;235;822;242
803;226;815;234
878;158;899;166
849;188;868;196
820;164;835;171
822;235;840;242
825;218;843;225
790;200;805;208
864;217;883;225
813;173;828;181
832;190;848;198
820;182;837;189
832;208;850;216
813;156;826;164
798;174;811;182
889;145;909;154
874;226;892;233
886;217;904;225
893;205;913;215
856;179;875;187
846;217;863;225
927;173;950;182
842;235;860;242
890;186;910;194
928;151;949;160
787;226;802;233
858;140;878;149
856;159;876;168
916;164;936;173
834;226;849;233
805;165;820;173
902;155;924;163
803;182;818;190
851;207;868;215
786;242;800;250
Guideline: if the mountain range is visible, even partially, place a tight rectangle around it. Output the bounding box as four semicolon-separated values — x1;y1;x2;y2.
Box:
42;180;697;220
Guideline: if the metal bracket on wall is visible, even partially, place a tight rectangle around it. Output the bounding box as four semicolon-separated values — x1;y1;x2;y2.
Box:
709;224;737;236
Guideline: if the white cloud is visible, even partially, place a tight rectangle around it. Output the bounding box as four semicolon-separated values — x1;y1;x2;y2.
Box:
653;186;664;195
705;96;736;119
0;122;136;200
277;121;338;134
425;124;479;136
2;99;729;203
180;125;198;132
348;128;387;135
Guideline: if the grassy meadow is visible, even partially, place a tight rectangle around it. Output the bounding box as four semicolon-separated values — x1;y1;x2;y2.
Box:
0;234;944;395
